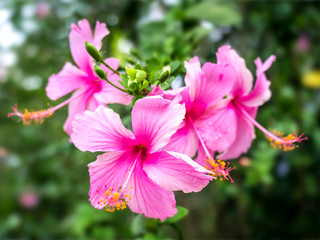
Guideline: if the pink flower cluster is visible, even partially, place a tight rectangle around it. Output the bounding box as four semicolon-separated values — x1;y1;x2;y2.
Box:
9;19;307;220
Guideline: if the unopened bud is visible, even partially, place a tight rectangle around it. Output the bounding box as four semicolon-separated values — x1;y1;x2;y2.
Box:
94;65;106;79
160;70;169;82
85;41;102;62
136;70;147;82
126;68;137;79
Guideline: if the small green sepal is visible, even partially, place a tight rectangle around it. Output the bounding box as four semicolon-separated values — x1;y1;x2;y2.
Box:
141;80;149;89
120;74;129;88
129;81;138;91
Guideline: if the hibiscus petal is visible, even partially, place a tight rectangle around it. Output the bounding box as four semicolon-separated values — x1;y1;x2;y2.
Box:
192;62;236;108
149;86;190;111
217;45;253;97
167;87;192;111
93;72;132;106
63;88;91;136
239;55;276;107
93;80;132;105
126;164;177;221
88;151;133;209
219;106;257;160
196;104;237;153
132;96;186;153
148;85;166;97
69;19;109;75
195;143;209;166
92;21;110;50
71;105;135;152
165;118;198;158
46;62;90;100
86;95;100;111
143;150;212;193
184;56;202;102
69;19;93;75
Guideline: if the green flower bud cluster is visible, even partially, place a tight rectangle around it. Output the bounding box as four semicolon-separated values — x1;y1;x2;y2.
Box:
127;68;147;82
85;40;176;97
126;67;148;92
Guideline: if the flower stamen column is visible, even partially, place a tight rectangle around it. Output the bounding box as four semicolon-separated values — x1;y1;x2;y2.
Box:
188;115;235;182
235;101;307;151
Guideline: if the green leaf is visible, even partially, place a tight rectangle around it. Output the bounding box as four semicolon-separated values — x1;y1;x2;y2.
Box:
184;26;211;46
131;215;146;236
126;55;137;65
186;1;241;27
159;76;175;90
67;203;113;237
92;226;115;240
169;61;181;75
144;233;160;240
130;47;141;59
165;206;189;223
120;74;129;88
141;80;149;90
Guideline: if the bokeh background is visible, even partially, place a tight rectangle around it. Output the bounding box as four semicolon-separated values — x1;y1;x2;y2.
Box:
0;0;319;239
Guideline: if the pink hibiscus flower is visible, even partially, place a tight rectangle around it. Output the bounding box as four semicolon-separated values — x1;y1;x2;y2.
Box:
149;57;237;180
208;45;307;160
9;19;131;134
71;96;213;220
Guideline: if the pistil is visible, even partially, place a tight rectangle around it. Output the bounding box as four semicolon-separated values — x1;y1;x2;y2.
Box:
188;115;235;182
99;149;142;213
8;88;87;125
235;102;307;151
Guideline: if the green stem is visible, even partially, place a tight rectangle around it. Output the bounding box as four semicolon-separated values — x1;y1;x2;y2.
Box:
101;59;120;76
169;223;184;240
102;76;128;93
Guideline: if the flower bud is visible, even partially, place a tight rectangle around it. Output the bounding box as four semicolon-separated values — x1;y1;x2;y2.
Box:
94;65;106;79
85;41;102;62
160;70;169;82
135;70;147;82
126;68;137;79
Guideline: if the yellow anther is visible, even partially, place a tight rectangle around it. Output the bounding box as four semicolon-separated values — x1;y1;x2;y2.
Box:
113;192;119;200
8;105;54;125
204;156;235;182
267;129;307;152
100;187;131;214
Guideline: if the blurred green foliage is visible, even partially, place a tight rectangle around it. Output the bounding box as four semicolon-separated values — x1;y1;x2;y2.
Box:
0;0;319;239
